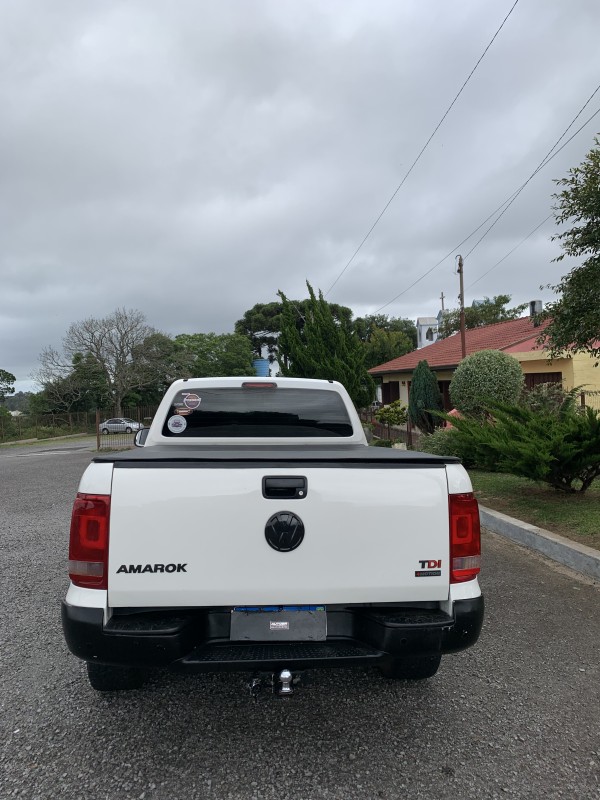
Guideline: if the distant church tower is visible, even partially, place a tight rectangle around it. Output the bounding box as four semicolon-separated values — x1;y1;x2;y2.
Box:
416;316;440;349
416;292;445;349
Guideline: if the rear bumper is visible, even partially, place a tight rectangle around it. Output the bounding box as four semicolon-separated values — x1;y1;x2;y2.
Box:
62;597;484;672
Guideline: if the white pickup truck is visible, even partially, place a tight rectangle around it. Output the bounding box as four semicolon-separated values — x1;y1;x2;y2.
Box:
62;377;484;694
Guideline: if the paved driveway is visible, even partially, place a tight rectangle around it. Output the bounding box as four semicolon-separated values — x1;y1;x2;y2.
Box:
1;447;599;799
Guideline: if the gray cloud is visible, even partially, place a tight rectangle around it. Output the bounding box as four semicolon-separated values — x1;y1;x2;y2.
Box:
1;0;599;391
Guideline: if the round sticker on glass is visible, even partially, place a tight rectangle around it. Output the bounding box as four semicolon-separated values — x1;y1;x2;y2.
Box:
167;415;187;434
183;393;201;410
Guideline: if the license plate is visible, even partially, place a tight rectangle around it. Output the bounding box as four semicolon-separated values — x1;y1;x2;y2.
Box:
230;605;327;641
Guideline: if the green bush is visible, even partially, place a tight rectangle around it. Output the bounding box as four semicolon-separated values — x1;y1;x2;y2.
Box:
408;360;443;433
0;406;16;440
520;382;579;415
450;349;523;418
35;426;63;439
418;427;478;467
371;438;393;447
448;401;600;492
375;400;408;427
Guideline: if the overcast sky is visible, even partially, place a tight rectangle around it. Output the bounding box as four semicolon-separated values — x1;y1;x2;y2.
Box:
2;0;600;392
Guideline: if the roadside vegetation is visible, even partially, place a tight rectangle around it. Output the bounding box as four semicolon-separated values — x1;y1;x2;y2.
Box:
417;361;600;547
468;470;600;550
0;406;94;443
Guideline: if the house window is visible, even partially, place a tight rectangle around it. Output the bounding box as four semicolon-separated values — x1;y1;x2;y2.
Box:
437;381;452;411
524;372;562;391
382;382;400;404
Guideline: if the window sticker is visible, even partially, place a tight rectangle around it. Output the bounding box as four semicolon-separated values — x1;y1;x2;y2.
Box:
167;415;188;434
176;408;192;415
182;393;201;409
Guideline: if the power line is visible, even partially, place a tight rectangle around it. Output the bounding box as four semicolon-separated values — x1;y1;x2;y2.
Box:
370;188;526;311
465;88;600;289
323;0;521;297
530;82;600;177
468;214;553;288
463;87;600;260
374;92;600;313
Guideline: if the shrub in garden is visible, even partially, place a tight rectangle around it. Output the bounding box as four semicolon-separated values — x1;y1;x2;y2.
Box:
418;426;477;467
450;349;523;418
520;382;579;415
448;401;600;493
35;426;62;440
375;400;408;428
408;360;443;434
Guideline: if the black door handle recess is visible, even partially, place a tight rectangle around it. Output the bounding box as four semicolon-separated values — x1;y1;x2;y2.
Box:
262;476;307;499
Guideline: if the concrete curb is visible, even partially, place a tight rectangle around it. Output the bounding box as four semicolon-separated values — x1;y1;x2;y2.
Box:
480;506;600;582
0;433;91;447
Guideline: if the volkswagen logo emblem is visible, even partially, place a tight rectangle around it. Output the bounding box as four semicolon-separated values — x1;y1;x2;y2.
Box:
265;512;305;552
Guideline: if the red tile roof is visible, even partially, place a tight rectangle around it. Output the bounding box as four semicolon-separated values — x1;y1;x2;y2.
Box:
369;316;551;375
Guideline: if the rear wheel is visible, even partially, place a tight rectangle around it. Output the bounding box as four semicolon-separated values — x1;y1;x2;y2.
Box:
125;427;132;433
101;428;109;435
86;661;145;691
379;654;441;680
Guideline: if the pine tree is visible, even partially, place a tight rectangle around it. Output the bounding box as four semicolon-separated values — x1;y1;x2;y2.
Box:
408;360;443;434
541;136;600;361
448;401;600;493
278;282;375;409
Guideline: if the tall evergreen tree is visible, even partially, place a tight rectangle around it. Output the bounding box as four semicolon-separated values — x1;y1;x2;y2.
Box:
353;314;418;349
408;360;443;434
278;282;375;409
235;299;353;362
0;369;16;402
540;136;600;361
438;295;527;339
175;332;254;377
363;328;413;370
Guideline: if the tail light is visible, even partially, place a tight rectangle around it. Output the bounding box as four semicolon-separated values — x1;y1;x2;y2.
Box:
68;493;110;589
449;492;481;583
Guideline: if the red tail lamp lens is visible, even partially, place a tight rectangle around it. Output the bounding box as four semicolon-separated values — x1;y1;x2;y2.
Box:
449;492;481;584
68;493;110;589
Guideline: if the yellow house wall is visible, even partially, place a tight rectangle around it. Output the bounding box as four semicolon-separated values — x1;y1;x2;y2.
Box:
510;350;600;393
382;370;455;407
570;355;600;394
511;352;575;387
379;352;600;405
381;374;409;406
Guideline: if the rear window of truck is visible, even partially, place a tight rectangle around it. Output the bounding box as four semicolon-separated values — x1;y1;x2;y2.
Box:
161;387;353;438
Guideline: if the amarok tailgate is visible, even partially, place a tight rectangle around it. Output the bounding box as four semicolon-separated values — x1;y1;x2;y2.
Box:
107;462;451;607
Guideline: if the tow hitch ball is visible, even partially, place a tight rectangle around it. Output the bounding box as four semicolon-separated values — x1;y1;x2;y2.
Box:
278;669;293;696
248;669;299;700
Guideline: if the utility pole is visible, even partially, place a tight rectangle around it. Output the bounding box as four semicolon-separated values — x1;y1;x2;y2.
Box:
456;255;466;359
440;291;445;311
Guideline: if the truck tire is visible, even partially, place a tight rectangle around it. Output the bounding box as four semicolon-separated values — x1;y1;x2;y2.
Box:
379;654;441;680
86;661;145;691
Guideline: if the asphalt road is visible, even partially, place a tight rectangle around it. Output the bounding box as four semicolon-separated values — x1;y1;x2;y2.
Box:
1;443;599;800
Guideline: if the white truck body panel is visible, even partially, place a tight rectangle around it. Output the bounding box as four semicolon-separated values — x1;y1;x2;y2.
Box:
445;463;473;495
107;464;451;607
62;378;484;689
142;377;369;448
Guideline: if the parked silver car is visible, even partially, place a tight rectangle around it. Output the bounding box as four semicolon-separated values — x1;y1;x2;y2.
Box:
99;418;143;435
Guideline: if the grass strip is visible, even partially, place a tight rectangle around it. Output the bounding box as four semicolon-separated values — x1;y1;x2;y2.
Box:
468;470;600;550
